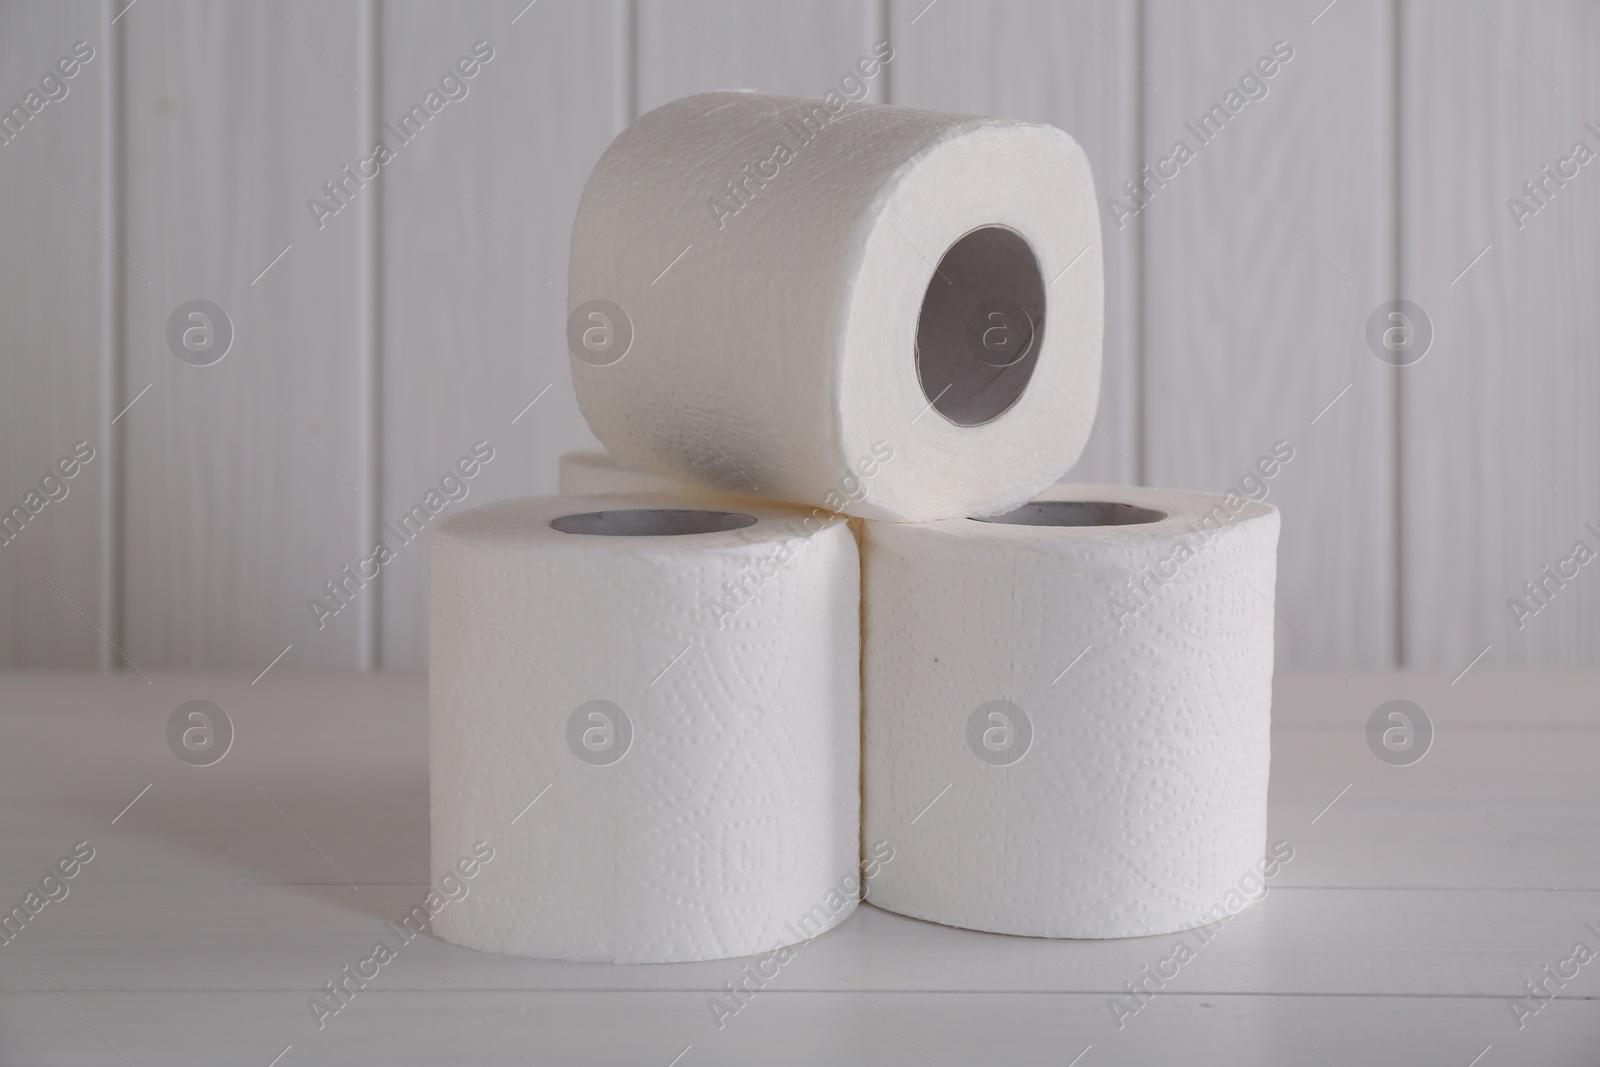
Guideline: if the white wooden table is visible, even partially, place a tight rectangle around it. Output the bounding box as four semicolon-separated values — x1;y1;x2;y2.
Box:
1;670;1595;1065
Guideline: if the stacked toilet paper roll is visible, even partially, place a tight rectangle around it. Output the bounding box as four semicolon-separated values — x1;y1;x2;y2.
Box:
429;495;860;963
861;484;1280;937
430;88;1284;961
568;91;1103;521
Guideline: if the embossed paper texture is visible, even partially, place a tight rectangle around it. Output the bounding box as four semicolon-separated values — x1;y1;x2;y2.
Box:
430;496;860;962
569;91;1103;520
863;485;1279;938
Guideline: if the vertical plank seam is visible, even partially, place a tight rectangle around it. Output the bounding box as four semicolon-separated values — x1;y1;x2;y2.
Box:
102;0;125;671
1390;0;1404;667
618;0;638;130
1132;0;1147;486
359;0;381;670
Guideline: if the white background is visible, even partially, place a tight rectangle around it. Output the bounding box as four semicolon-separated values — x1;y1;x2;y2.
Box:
1;0;1596;674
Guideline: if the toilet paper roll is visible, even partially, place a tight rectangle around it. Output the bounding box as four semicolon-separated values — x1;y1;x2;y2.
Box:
862;484;1280;938
568;91;1103;522
558;449;697;496
430;494;861;962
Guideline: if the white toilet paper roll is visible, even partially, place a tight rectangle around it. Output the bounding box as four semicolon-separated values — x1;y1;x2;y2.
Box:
430;494;861;962
558;449;696;496
862;484;1280;938
568;91;1103;522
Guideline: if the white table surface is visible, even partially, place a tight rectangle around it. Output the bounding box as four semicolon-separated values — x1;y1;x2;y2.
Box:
1;669;1595;1066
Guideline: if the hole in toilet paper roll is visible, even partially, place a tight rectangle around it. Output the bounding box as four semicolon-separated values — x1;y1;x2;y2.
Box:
548;509;758;536
916;226;1047;427
974;501;1167;527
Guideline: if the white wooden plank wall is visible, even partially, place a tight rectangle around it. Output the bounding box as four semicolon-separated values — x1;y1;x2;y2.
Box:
377;0;620;669
1;0;1596;671
120;0;368;671
637;0;879;107
0;1;111;667
1142;0;1397;670
1400;0;1600;670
